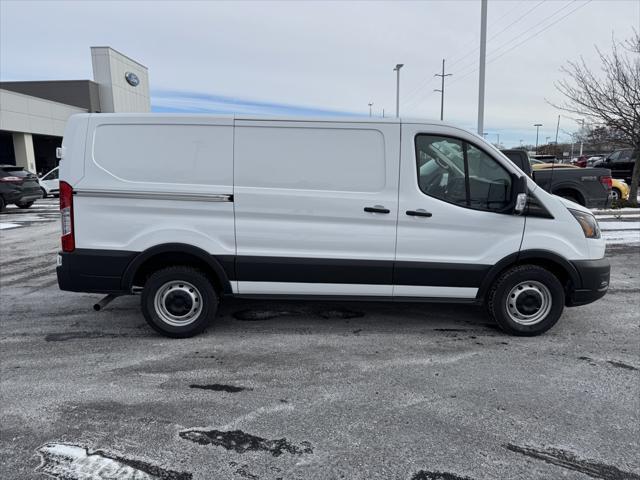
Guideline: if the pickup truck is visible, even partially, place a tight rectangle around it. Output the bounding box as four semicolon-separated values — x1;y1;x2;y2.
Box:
501;149;612;209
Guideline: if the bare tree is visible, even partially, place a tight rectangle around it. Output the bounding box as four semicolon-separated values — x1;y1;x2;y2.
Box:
552;31;640;206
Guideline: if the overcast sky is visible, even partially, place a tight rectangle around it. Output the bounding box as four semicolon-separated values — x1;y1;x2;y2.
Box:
1;0;638;147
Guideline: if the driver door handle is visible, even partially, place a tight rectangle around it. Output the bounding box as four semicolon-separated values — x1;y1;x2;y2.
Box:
406;209;432;217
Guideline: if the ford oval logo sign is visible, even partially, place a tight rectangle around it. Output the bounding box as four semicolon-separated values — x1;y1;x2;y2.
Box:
125;72;140;87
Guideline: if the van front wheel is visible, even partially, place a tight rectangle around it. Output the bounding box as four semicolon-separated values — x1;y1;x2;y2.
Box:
487;265;564;336
141;266;218;338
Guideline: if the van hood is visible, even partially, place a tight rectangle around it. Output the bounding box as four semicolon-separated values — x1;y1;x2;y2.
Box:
556;195;593;215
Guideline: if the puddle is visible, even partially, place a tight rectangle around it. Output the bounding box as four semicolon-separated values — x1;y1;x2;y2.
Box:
504;444;640;479
189;384;250;393
607;360;638;371
179;429;313;457
316;308;364;319
36;443;192;479
411;471;475;480
45;331;130;342
233;306;364;321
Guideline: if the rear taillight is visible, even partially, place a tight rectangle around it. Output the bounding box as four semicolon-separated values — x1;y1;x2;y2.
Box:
599;176;612;189
0;176;23;183
59;181;75;252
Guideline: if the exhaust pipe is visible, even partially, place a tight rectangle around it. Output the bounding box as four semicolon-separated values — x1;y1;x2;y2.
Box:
93;294;118;311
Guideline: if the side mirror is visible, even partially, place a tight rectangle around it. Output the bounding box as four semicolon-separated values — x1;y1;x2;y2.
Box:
512;175;528;215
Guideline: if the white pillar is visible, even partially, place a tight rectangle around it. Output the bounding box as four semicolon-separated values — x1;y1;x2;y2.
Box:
12;132;36;173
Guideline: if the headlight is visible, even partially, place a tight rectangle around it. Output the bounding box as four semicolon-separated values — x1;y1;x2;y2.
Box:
569;209;601;239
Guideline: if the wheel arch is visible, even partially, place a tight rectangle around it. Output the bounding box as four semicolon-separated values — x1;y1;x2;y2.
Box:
551;186;586;206
121;243;234;295
477;249;581;302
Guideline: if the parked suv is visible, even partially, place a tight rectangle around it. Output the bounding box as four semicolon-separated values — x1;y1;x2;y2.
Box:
597;149;638;184
0;165;42;211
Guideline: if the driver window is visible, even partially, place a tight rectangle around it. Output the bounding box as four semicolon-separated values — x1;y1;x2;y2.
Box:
416;135;467;207
416;134;512;212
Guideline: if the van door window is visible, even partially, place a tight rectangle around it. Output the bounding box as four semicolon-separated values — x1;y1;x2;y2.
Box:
416;134;512;212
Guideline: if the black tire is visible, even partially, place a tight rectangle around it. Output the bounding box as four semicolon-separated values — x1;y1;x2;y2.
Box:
141;266;218;338
15;201;34;209
486;265;565;336
41;187;48;199
0;196;5;212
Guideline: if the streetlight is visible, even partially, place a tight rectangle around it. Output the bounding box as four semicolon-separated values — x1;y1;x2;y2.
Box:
534;123;543;154
393;64;404;118
368;102;373;117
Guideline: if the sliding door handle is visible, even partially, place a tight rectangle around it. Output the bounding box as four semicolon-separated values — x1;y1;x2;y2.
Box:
364;206;390;214
406;209;432;217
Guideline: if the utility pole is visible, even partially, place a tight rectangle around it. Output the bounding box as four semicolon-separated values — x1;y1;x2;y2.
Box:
579;118;585;156
496;133;500;147
534;123;542;153
554;114;560;145
394;64;404;118
520;139;523;148
368;102;373;117
477;0;488;135
382;108;385;118
434;58;452;121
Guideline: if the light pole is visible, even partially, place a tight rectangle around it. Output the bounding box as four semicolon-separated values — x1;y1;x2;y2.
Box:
578;118;585;156
394;64;403;118
534;123;543;153
368;102;373;117
496;133;500;147
520;139;524;148
434;58;452;121
477;0;488;135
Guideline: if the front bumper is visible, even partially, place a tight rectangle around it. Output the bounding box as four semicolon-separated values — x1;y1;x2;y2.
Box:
567;257;610;306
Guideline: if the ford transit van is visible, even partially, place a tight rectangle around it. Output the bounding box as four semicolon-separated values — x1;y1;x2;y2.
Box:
56;114;610;338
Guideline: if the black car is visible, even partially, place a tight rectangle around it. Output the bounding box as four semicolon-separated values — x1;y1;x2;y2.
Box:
596;148;638;184
0;165;42;211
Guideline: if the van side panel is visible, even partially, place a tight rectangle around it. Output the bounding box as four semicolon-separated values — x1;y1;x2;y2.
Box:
69;115;236;284
233;120;401;295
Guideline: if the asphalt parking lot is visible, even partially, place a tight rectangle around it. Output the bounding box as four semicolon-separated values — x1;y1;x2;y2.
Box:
1;198;639;480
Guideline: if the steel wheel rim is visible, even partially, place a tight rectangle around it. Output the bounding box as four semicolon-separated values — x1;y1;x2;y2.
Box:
505;280;552;326
154;280;202;326
611;189;619;200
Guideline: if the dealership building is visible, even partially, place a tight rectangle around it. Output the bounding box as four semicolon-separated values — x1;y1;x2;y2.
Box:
0;47;150;175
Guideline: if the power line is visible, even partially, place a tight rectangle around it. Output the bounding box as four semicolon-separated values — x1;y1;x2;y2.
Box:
401;0;536;106
406;0;589;113
446;0;591;88
446;0;547;70
402;0;545;107
447;0;579;83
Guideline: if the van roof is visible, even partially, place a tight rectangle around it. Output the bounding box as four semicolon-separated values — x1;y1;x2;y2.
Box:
78;112;461;128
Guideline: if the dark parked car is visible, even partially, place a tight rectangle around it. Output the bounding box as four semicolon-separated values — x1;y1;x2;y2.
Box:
0;165;42;211
501;150;612;209
595;149;638;184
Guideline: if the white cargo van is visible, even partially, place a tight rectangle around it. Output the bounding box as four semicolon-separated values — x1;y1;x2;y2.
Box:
56;114;610;338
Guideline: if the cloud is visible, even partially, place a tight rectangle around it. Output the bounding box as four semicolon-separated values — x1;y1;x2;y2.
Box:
151;89;357;116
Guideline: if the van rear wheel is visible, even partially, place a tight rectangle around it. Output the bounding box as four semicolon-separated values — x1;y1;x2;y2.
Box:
141;266;218;338
487;265;564;336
